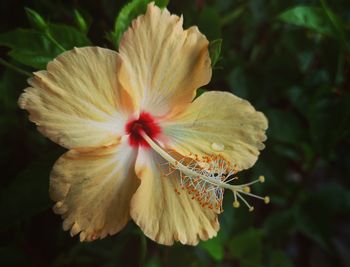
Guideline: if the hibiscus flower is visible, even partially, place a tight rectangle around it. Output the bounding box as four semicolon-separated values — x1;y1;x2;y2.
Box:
18;3;268;245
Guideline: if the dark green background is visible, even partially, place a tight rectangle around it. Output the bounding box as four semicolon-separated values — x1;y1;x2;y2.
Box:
1;0;350;266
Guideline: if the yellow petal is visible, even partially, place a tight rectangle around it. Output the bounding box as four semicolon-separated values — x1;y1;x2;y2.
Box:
19;47;134;149
130;148;219;246
118;3;211;116
162;91;268;171
50;138;139;241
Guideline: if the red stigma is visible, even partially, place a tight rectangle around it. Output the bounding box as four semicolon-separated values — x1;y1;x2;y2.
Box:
125;112;161;147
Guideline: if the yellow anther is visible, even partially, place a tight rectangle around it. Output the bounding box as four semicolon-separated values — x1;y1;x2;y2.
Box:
140;132;268;214
264;196;270;204
259;175;265;183
243;186;251;193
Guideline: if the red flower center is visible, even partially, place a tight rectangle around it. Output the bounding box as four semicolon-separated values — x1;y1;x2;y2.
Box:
125;112;161;147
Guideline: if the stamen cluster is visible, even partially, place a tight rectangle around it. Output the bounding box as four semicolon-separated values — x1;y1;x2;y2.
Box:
164;154;236;211
142;132;269;213
163;153;269;213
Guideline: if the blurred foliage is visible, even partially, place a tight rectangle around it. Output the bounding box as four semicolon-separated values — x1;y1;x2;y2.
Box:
1;0;350;266
108;0;169;48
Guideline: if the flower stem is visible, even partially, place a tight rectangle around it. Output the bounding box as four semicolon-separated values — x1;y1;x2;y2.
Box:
0;58;32;77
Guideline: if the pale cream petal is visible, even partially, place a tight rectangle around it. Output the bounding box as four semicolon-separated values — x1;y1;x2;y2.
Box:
130;148;219;246
161;91;268;171
19;47;134;149
50;138;139;241
118;3;211;116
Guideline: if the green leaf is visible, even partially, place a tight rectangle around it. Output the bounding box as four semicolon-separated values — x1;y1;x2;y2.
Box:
268;250;293;267
0;68;26;112
74;9;89;33
110;0;169;48
0;7;91;69
278;6;335;37
195;87;208;98
154;0;169;7
264;210;295;242
48;24;91;49
0;149;62;229
165;245;197;267
0;29;58;69
265;109;303;145
295;184;350;250
308;94;350;156
144;258;162;267
199;232;224;261
228;66;248;98
320;0;350;51
221;5;245;26
209;39;222;68
198;6;222;40
229;228;263;267
0;25;90;69
25;7;47;31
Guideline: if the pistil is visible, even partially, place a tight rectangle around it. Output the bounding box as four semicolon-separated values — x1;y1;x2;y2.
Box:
140;131;269;211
